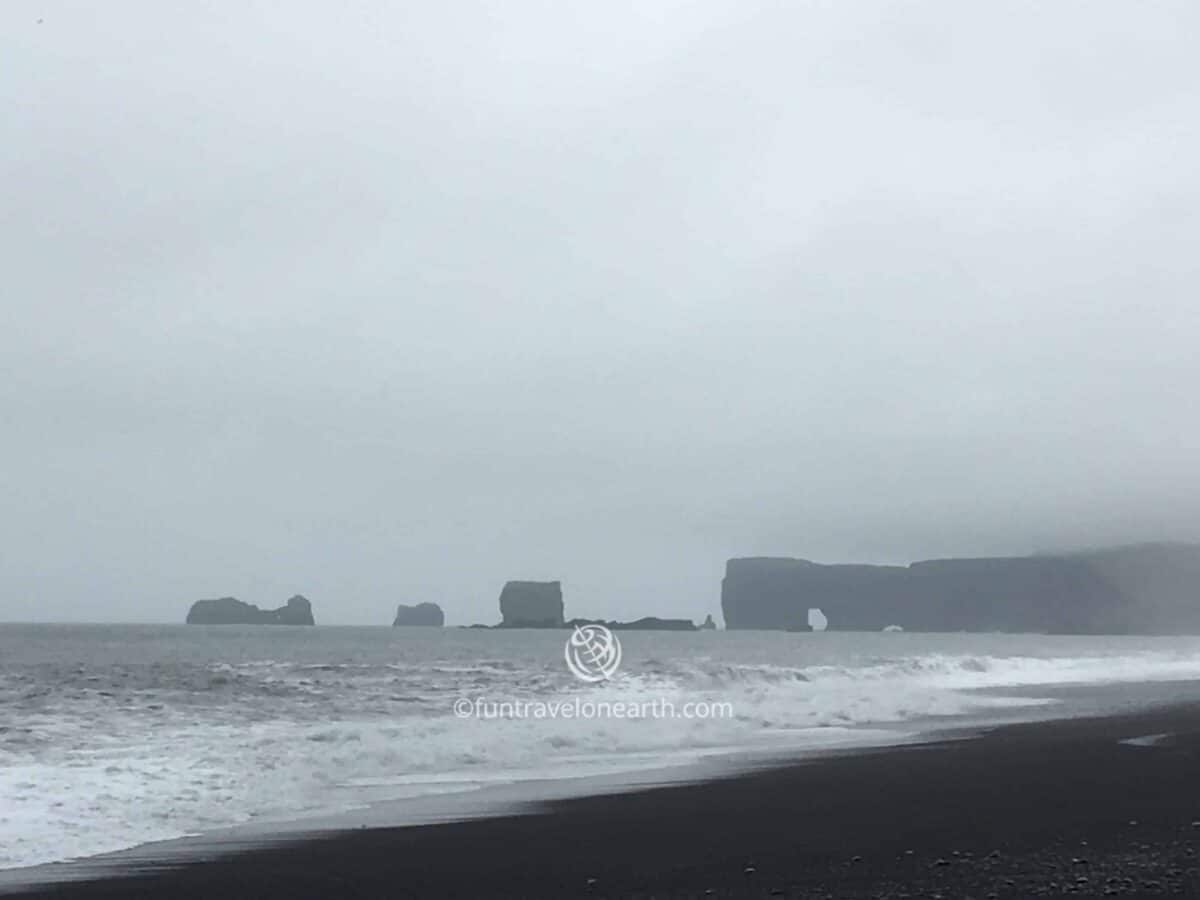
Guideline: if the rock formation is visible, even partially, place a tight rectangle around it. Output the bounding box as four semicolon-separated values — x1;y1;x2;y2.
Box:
186;595;315;625
565;616;698;631
392;602;445;627
720;543;1200;634
498;581;564;627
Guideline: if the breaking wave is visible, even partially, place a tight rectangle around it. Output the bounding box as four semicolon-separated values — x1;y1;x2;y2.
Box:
5;625;1200;870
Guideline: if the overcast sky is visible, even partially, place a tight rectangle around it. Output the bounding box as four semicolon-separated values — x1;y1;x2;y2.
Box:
2;1;1198;624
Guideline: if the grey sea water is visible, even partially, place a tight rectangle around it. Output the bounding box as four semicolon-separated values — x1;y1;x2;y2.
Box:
5;624;1200;870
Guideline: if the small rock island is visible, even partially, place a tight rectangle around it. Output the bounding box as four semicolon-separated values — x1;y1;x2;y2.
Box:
493;580;707;630
393;602;445;626
498;581;565;627
186;595;315;625
565;616;698;631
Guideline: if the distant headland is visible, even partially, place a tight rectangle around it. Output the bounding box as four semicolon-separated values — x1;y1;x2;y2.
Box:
722;542;1200;634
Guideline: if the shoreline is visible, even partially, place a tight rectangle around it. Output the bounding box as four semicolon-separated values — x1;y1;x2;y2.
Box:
0;723;926;890
4;678;1185;885
10;698;1200;898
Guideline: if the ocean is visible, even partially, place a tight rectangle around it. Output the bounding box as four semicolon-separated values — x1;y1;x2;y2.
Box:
5;624;1200;871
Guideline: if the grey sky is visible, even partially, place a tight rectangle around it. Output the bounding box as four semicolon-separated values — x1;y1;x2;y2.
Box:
3;1;1198;624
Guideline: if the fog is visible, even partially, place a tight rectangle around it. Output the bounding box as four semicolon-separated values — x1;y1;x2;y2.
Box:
3;1;1198;623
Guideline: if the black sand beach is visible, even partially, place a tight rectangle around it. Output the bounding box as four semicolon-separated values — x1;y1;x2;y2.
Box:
14;704;1200;899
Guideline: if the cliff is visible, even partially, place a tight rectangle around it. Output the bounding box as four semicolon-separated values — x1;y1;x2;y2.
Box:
186;595;315;625
498;581;564;627
565;616;698;631
721;543;1200;634
393;602;445;627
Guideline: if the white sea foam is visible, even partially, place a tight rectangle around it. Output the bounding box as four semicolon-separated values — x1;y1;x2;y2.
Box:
4;625;1200;870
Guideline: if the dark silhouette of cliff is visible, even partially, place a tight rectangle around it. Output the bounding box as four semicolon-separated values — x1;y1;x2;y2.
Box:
493;581;700;629
720;543;1200;634
565;616;698;631
392;602;445;626
497;581;564;627
186;595;315;625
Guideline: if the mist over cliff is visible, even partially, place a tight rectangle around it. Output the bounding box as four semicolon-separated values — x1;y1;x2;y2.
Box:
721;544;1200;634
3;2;1199;624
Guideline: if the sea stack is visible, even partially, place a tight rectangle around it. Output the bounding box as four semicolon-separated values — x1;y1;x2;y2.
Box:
498;581;564;627
393;603;445;627
564;616;697;631
186;595;315;625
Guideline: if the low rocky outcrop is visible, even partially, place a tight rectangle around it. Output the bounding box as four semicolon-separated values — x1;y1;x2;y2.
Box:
720;543;1200;634
498;581;564;628
392;602;445;627
186;595;315;625
565;616;698;631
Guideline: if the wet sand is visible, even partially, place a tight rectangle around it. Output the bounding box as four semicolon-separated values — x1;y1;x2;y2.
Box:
12;703;1200;898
